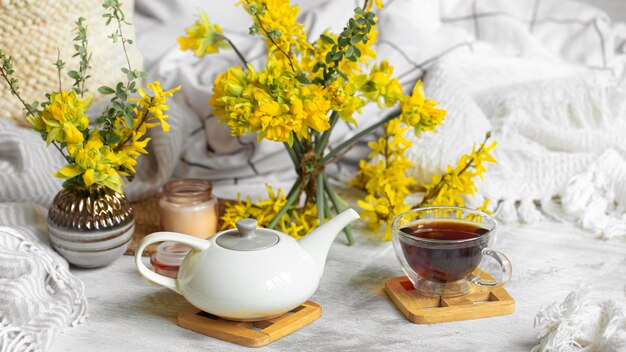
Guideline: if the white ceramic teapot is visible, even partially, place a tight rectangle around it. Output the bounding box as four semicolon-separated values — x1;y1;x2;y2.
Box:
135;209;359;321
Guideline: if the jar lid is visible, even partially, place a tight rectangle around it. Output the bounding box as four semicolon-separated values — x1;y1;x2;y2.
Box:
163;179;213;205
153;242;192;266
215;219;279;251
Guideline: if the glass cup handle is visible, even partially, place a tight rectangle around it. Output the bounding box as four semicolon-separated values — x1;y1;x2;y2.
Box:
469;248;513;287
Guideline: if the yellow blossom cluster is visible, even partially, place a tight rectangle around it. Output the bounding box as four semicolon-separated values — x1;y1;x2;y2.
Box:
400;81;446;137
177;11;230;57
351;119;416;240
116;82;181;175
420;137;497;208
28;91;92;145
1;2;179;196
210;61;331;145
29;82;179;194
240;0;311;68
180;0;486;243
55;130;125;193
221;185;323;239
359;60;403;108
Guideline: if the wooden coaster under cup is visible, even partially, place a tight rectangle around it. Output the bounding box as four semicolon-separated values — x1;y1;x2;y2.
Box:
177;301;322;348
384;275;515;324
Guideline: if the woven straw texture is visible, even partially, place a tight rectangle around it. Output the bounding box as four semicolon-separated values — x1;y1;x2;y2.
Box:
0;0;142;127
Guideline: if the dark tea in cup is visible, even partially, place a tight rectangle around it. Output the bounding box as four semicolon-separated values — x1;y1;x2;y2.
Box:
399;220;490;283
392;207;511;297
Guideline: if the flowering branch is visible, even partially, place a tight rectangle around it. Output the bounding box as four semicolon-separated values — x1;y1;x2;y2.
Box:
245;0;297;71
0;54;68;159
416;131;495;208
321;109;400;164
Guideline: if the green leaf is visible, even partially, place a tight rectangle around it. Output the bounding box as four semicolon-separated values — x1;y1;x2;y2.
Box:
320;34;334;44
332;52;343;61
108;133;122;144
123;114;134;128
116;89;128;101
346;46;354;57
67;70;81;80
350;34;363;45
113;101;125;111
296;73;309;84
98;86;115;94
325;52;333;64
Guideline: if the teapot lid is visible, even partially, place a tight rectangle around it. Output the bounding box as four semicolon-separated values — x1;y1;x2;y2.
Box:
215;218;279;251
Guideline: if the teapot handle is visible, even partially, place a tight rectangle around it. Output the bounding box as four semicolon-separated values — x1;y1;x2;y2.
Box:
135;232;210;294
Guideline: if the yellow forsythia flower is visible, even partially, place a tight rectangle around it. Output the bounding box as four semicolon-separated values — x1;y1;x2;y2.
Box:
28;90;92;145
117;82;181;175
178;11;230;57
210;59;331;145
351;119;416;240
365;0;384;12
420;137;497;208
241;0;311;67
54;130;124;194
400;81;446;137
359;60;403;108
220;184;323;239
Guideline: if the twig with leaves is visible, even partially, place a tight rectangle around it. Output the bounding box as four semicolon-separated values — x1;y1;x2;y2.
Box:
97;0;148;145
68;17;92;96
0;52;68;158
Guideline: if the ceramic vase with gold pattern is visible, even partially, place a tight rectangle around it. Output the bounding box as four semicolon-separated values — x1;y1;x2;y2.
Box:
47;187;135;268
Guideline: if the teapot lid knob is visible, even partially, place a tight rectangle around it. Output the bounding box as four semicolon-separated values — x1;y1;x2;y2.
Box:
235;218;258;238
216;218;279;251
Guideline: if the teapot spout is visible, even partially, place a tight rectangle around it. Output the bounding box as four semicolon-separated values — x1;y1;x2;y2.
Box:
299;209;359;277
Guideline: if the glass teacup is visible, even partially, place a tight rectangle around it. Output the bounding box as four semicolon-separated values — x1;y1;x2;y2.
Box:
391;206;512;297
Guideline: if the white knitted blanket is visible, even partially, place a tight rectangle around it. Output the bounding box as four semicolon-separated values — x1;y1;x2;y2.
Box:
395;0;626;239
0;204;87;352
533;286;626;352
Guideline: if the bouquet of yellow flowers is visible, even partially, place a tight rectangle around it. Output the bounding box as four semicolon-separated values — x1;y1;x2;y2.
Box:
180;0;496;242
0;0;179;195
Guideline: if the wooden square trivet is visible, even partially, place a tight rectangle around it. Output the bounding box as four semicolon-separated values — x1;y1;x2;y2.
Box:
177;301;322;348
384;276;515;324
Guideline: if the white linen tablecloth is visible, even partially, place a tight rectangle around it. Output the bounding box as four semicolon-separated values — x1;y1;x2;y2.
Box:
50;219;626;352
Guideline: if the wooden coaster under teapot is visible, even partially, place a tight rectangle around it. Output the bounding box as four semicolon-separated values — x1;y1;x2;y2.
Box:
177;301;322;347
